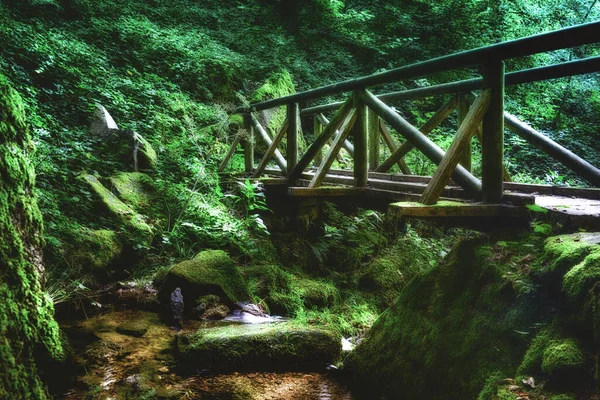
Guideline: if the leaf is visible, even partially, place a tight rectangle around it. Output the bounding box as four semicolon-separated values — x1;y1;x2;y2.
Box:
526;204;549;214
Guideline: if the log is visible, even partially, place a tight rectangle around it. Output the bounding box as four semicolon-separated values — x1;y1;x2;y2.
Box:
481;61;505;203
316;113;355;157
504;113;600;186
289;97;354;181
362;90;482;197
375;95;458;173
250;113;287;172
354;91;368;187
218;134;242;172
379;120;412;174
308;109;357;188
253;119;289;178
288;187;366;197
388;201;528;218
314;116;323;167
420;90;491;205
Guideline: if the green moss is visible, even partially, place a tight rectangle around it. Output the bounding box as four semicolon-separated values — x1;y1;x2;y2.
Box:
344;235;542;399
116;319;150;337
64;228;122;274
296;278;339;308
493;388;518;400
549;394;575;400
228;113;244;126
178;322;341;370
79;173;153;244
0;74;64;398
108;172;155;212
517;327;556;375
562;249;600;301
160;250;249;306
135;133;158;170
251;70;296;141
534;234;598;278
541;339;584;375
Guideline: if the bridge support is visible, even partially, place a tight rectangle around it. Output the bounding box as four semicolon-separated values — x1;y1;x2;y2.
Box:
354;91;368;187
243;114;254;173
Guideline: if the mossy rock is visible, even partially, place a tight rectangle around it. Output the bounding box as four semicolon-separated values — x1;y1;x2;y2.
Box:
177;322;341;371
116;319;150;337
160;250;249;307
78;173;153;245
534;233;600;279
296;278;339;308
98;129;157;171
541;338;584;375
562;249;600;302
108;172;156;213
63;228;122;275
343;236;544;399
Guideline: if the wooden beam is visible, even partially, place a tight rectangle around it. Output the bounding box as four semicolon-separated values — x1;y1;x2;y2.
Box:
457;93;471;171
238;22;600;112
288;187;366;197
362;90;482;197
250;113;287;172
287;103;299;173
379;120;412;174
314;116;323;167
388;201;528;218
481;61;505;203
472;124;512;182
368;108;380;170
253;119;289;177
354;91;369;187
317;113;355;157
289;97;354;181
308;109;357;188
375;95;458;173
504;113;600;187
243;114;254;173
218;135;242;172
420;90;491;204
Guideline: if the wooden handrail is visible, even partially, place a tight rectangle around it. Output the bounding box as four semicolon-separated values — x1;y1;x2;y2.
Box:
300;56;600;115
237;22;600;112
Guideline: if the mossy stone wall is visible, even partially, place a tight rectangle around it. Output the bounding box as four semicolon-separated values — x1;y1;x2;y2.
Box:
0;74;64;399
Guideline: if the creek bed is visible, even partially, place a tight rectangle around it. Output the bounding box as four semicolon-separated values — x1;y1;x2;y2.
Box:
58;309;356;399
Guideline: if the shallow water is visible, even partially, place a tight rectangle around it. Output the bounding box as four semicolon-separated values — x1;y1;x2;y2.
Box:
59;309;356;399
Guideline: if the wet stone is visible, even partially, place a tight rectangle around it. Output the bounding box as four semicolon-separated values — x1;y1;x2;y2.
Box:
116;320;150;337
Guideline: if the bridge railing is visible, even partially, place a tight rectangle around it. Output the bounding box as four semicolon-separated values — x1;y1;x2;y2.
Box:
219;21;600;205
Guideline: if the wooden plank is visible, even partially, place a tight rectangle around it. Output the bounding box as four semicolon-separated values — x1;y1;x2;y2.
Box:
309;109;357;188
288;187;366;197
482;61;506;203
314;116;323;167
287;103;299;173
253;118;289;178
317;113;355;157
552;186;600;200
368;108;380;170
250;113;287;172
244;114;254;173
388;201;529;218
379;120;412;174
218;135;242;172
289;97;354;181
354;91;369;187
504;112;600;187
457;93;472;171
421;90;491;205
375;95;457;173
362;90;482;197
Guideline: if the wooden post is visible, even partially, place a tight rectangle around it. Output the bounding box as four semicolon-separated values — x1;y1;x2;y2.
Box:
368;108;380;170
314;115;323;167
354;91;368;187
317;113;355;157
420;90;491;205
243;114;254;173
457;93;472;171
287;103;299;175
482;61;505;203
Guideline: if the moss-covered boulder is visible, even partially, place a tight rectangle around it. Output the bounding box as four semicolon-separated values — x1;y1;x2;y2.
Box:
177;322;341;371
116;319;150;337
78;173;153;245
160;250;249;307
62;228;122;275
0;74;64;399
108;171;156;213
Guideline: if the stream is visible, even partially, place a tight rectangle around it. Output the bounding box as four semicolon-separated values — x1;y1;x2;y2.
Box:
58;309;356;399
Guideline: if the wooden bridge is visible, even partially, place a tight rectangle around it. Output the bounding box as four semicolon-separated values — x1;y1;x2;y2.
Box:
219;22;600;228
